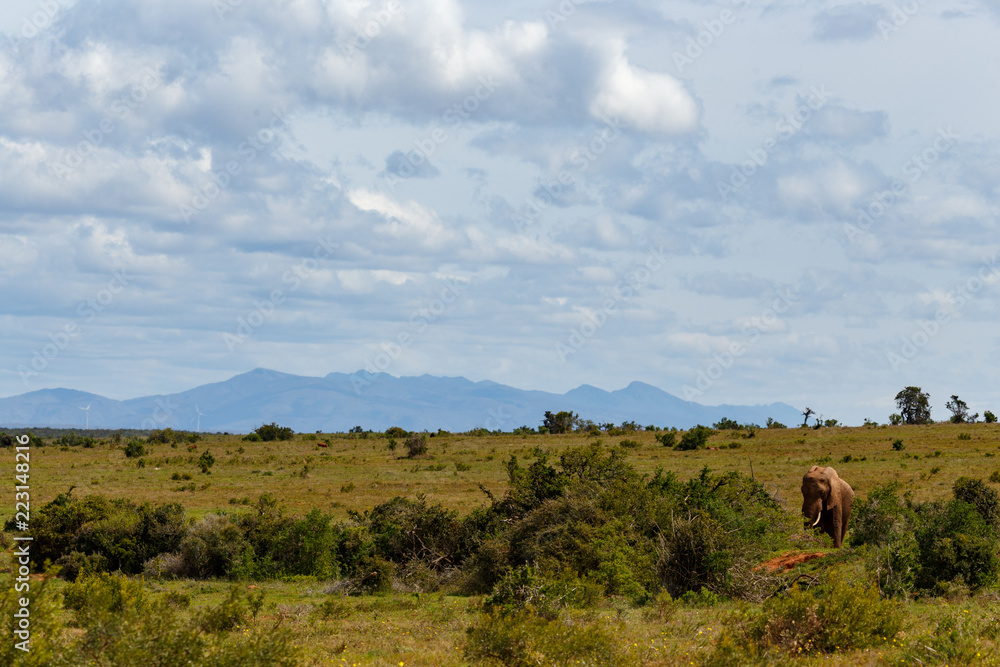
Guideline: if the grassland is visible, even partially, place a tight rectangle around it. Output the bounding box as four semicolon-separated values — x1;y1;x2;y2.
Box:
10;422;1000;518
3;421;1000;665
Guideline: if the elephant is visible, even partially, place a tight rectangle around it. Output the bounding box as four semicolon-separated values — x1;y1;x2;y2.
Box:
801;466;854;548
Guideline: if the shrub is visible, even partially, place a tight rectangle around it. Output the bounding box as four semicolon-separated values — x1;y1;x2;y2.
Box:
985;410;997;424
991;470;1000;484
55;433;98;448
197;585;250;633
766;418;786;429
464;609;631;667
314;595;353;620
849;482;916;548
650;467;789;599
405;433;428;457
618;438;640;449
177;514;252;578
385;426;408;438
252;422;295;441
363;495;466;571
349;554;395;594
755;575;902;652
865;534;919;598
958;432;972;441
914;499;1000;591
198;450;215;473
713;417;741;430
709;575;902;661
274;509;339;579
655;431;676;447
241;432;261;442
123;438;146;458
60;573;301;666
900;610;983;665
483;565;601;618
674;425;714;451
0;575;67;665
892;439;905;451
952;476;1000;529
19;493;186;577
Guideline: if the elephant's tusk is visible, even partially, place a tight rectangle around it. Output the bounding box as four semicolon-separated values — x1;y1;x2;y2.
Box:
812;514;822;527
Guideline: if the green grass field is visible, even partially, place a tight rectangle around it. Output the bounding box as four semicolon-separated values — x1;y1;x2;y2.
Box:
3;422;1000;665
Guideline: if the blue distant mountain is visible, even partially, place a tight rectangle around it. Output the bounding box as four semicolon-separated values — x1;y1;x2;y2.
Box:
0;369;802;433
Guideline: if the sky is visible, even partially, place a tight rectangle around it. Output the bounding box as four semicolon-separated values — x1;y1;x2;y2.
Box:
1;0;998;426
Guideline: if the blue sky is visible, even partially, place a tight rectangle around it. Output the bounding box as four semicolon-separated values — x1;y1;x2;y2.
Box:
1;0;998;425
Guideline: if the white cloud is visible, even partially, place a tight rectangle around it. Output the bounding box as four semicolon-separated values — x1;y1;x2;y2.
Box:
589;44;698;135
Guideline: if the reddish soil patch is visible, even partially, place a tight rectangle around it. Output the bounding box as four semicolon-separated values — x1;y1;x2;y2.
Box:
759;552;826;573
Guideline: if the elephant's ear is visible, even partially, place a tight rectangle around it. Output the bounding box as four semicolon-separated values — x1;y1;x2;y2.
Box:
824;468;841;510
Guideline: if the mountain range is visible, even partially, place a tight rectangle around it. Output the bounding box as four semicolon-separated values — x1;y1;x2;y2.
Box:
0;369;802;433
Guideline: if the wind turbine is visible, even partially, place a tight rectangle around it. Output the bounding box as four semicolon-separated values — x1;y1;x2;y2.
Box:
195;404;205;432
80;403;92;429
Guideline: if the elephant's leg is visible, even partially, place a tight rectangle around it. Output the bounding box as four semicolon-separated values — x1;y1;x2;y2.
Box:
840;506;852;546
829;511;843;548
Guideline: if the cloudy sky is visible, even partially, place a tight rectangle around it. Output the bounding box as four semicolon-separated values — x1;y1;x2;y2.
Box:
1;0;998;426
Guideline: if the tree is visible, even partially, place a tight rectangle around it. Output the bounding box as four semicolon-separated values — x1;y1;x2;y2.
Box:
801;407;815;427
895;387;931;425
985;411;997;424
674;425;714;451
405;433;428;458
542;411;579;434
253;422;295;441
946;395;970;423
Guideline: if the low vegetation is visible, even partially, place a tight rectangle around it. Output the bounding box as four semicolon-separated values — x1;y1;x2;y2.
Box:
2;417;1000;664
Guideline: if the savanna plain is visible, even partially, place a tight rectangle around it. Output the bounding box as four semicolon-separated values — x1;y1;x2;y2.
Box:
3;420;1000;666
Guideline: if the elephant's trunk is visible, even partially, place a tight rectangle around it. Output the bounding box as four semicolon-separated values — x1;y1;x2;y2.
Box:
803;499;823;527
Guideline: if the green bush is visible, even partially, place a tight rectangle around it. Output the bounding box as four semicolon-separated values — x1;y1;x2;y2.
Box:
985;410;997;423
483;565;601;618
952;476;1000;530
198;450;215;473
674;425;714;451
274;509;339;579
900;610;982;665
864;533;919;598
59;573;301;666
655;431;676;447
464;609;632;667
849;482;916;548
649;467;788;599
54;433;98;448
197;585;251;633
405;432;428;457
18;493;186;577
914;499;999;592
362;495;466;572
892;438;905;451
177;514;252;578
123;438;146;458
252;422;295;441
709;575;902;660
1;576;71;665
385;426;408;437
349;554;395;594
